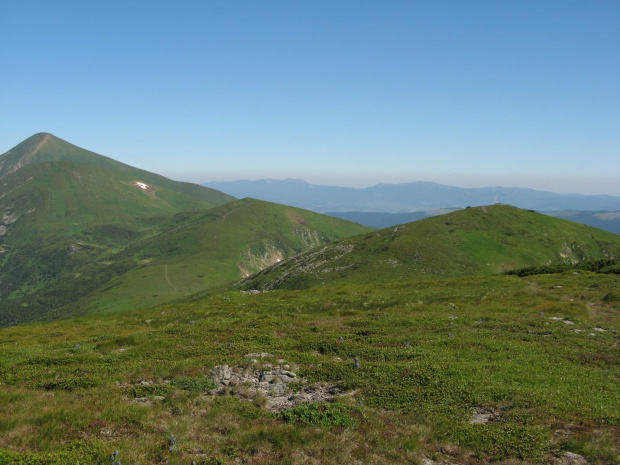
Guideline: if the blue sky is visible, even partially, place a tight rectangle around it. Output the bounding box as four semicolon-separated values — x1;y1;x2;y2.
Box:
1;1;619;194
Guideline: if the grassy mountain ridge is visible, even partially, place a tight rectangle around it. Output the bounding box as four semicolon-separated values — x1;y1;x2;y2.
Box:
0;134;369;326
78;198;372;315
327;209;620;235
239;204;620;291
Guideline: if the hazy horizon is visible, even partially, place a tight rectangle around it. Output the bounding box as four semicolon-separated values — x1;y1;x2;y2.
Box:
3;1;618;197
178;172;620;197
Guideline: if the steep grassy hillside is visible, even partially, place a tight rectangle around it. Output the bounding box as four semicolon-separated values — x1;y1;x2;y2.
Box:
239;205;620;291
0;272;618;464
76;198;372;315
0;134;237;325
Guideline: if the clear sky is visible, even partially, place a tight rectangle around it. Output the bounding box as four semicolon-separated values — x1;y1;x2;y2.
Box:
1;1;619;194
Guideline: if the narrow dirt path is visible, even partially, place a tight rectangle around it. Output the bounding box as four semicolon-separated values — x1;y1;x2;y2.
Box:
28;133;51;160
164;266;178;292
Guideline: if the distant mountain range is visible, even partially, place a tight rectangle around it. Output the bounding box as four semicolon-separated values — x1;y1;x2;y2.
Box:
203;178;620;213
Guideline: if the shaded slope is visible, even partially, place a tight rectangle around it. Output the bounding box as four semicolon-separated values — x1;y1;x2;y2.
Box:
0;133;235;325
238;204;620;291
0;189;370;324
78;198;373;314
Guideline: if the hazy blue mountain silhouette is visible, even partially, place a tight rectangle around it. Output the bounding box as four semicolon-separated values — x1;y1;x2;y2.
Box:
203;179;620;213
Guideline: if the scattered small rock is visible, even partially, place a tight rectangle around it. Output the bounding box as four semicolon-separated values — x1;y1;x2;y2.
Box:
469;407;497;424
131;395;165;405
245;352;274;358
67;245;81;255
552;451;588;465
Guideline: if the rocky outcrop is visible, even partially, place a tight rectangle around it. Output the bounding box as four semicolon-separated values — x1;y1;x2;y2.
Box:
207;356;346;411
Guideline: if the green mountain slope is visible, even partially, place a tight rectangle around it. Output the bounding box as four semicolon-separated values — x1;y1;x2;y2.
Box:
74;198;373;314
0;133;233;324
0;134;370;325
239;204;620;291
0;271;618;464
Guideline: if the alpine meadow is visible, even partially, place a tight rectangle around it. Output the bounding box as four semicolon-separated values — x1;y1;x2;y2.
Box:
0;133;618;465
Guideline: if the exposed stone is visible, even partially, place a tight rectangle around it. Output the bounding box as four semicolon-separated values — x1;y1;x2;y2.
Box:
210;364;233;385
131;395;166;405
206;359;347;411
552;451;588;465
67;245;81;255
469;407;497;424
245;352;273;358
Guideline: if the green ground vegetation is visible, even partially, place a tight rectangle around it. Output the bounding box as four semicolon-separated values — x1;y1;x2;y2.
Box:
0;271;618;464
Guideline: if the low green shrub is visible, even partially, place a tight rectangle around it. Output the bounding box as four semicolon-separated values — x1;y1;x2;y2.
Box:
277;403;360;428
169;376;215;392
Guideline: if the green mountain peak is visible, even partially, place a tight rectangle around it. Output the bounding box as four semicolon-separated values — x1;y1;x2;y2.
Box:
1;132;115;178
